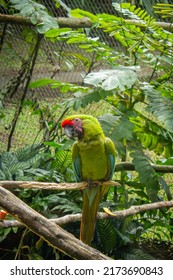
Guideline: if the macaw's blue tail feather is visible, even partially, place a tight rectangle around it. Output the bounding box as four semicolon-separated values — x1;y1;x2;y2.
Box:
80;184;107;245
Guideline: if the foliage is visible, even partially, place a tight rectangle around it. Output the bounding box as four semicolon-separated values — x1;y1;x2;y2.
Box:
84;67;139;91
1;0;173;259
154;3;173;19
10;0;59;33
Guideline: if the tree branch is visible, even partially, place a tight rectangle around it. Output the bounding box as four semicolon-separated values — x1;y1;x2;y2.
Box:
0;14;91;28
0;180;119;190
0;14;173;31
115;162;173;173
0;186;110;260
1;200;173;229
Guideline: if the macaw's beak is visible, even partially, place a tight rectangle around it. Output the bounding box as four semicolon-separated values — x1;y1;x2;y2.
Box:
64;125;75;139
64;125;83;139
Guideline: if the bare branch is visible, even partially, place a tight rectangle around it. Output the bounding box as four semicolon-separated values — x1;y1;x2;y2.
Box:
0;180;119;190
1;200;173;229
0;14;91;28
0;186;110;260
0;180;87;190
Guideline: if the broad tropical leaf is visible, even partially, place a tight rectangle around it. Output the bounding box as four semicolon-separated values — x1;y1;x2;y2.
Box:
84;67;139;91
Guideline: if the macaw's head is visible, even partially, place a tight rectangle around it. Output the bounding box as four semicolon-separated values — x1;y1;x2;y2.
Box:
61;116;83;139
61;114;104;140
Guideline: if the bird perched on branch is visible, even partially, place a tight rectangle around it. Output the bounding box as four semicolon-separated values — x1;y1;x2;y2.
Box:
61;114;116;245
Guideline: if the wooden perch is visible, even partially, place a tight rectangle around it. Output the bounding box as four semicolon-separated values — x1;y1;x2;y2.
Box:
0;180;119;190
1;200;173;229
0;14;173;31
0;180;87;190
0;186;110;260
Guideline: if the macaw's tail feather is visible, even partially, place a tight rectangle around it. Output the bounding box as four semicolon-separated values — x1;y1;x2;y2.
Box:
80;184;107;245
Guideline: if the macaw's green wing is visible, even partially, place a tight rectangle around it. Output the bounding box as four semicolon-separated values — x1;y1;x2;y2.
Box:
72;141;82;182
105;137;116;180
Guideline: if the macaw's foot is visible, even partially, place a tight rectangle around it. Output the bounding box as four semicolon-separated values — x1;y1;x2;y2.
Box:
87;179;100;188
87;179;93;188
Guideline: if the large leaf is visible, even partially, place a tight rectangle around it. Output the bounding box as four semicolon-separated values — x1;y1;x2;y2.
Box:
84;67;139;91
11;0;59;33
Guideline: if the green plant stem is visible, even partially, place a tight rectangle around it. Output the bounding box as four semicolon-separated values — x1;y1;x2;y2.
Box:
14;228;28;260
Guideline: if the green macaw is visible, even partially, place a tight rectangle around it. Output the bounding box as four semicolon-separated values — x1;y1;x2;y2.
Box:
61;114;116;245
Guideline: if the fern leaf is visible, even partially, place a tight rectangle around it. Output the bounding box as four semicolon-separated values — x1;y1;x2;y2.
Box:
65;89;113;110
54;150;72;173
130;143;160;201
14;144;42;162
97;220;117;253
144;87;173;133
98;113;134;141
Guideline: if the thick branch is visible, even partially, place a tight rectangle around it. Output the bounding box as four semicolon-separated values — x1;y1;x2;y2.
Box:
0;180;118;190
0;14;91;28
0;186;110;260
1;200;173;229
0;14;172;31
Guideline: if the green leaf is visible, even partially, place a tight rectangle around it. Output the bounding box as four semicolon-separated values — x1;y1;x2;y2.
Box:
29;79;89;94
130;144;160;201
144;86;173;133
45;28;72;38
70;8;97;21
11;0;59;33
84;67;139;91
29;78;56;88
64;88;114;111
99;113;134;141
97;220;117;253
36;17;58;34
158;177;172;201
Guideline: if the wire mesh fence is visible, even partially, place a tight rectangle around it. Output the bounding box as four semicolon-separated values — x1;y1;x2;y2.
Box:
0;1;121;151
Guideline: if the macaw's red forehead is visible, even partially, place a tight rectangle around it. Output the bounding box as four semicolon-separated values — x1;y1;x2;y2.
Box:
61;119;73;127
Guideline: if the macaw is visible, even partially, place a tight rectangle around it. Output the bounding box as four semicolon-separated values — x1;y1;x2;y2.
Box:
61;114;116;245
